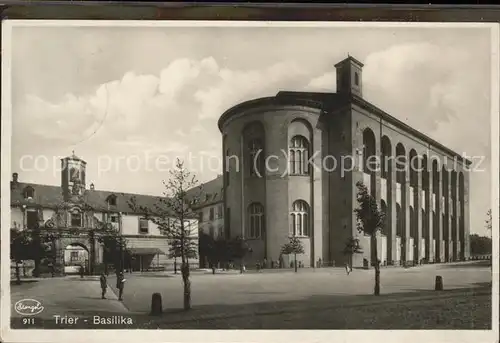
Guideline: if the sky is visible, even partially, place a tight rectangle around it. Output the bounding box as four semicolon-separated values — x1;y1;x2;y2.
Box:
8;23;494;236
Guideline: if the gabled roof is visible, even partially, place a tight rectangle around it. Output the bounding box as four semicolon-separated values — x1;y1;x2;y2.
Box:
186;176;223;209
10;181;197;217
11;183;64;208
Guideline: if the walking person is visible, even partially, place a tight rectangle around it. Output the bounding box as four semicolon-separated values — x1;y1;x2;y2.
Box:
345;262;351;275
116;271;126;301
48;261;54;277
100;272;107;299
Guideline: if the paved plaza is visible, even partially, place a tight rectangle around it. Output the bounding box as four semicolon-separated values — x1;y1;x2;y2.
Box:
10;261;492;329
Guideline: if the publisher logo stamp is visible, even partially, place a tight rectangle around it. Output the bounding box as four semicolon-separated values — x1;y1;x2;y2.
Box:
14;299;44;316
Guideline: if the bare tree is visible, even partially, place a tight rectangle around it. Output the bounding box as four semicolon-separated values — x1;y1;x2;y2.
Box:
486;209;492;234
128;159;202;311
354;181;385;296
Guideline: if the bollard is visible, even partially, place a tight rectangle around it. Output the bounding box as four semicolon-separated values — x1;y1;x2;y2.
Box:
150;293;163;316
435;275;443;291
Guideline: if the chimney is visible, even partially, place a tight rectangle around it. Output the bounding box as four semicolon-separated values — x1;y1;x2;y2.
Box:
11;173;19;189
90;183;95;190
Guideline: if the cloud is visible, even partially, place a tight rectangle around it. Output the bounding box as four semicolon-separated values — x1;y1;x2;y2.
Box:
306;72;336;92
13;42;492;235
304;42;490;158
362;42;488;144
12;56;314;196
194;60;307;119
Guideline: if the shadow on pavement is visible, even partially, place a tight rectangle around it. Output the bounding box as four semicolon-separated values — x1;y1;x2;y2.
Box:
11;282;491;330
438;261;491;269
10;280;39;285
143;282;491;329
135;274;176;278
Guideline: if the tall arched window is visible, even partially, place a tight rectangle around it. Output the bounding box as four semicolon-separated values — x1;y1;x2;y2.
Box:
248;139;264;176
290;200;310;237
225;148;230;186
396;203;402;237
248;203;264;239
289;135;309;175
380;200;387;235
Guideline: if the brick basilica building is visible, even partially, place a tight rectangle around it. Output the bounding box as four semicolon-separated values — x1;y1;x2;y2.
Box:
214;56;470;268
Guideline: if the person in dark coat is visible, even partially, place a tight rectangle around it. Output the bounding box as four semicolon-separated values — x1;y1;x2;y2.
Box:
116;271;126;301
100;273;107;299
79;265;84;278
48;262;54;277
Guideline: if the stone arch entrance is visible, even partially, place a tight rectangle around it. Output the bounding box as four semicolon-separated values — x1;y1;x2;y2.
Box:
63;240;89;275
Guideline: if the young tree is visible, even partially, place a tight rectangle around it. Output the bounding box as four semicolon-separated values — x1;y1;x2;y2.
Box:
10;224;52;280
128;158;202;311
354;181;385;295
215;237;232;269
198;231;215;270
470;234;492;255
92;222;128;275
280;237;305;273
229;236;250;273
10;228;32;284
343;237;363;272
168;239;181;274
29;222;46;277
169;238;197;274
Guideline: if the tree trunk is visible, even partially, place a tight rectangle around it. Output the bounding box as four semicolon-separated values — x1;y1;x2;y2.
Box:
180;233;191;311
294;253;298;273
373;237;380;296
15;262;21;285
374;263;380;295
174;257;177;274
181;262;191;310
33;258;41;277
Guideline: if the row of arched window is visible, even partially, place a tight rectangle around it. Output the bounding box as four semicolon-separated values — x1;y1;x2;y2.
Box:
247;200;310;239
246;135;311;177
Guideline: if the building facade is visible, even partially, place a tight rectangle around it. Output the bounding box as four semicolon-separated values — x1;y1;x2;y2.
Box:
190;176;225;240
10;153;199;274
217;56;471;268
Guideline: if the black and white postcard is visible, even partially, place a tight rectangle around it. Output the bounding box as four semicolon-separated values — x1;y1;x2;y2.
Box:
1;20;498;343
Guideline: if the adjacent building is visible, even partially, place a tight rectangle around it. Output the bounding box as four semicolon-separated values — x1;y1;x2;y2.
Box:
214;55;471;268
10;153;199;274
187;176;224;240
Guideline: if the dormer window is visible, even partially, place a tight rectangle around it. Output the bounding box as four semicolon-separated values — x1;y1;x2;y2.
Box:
106;194;117;207
23;186;35;199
